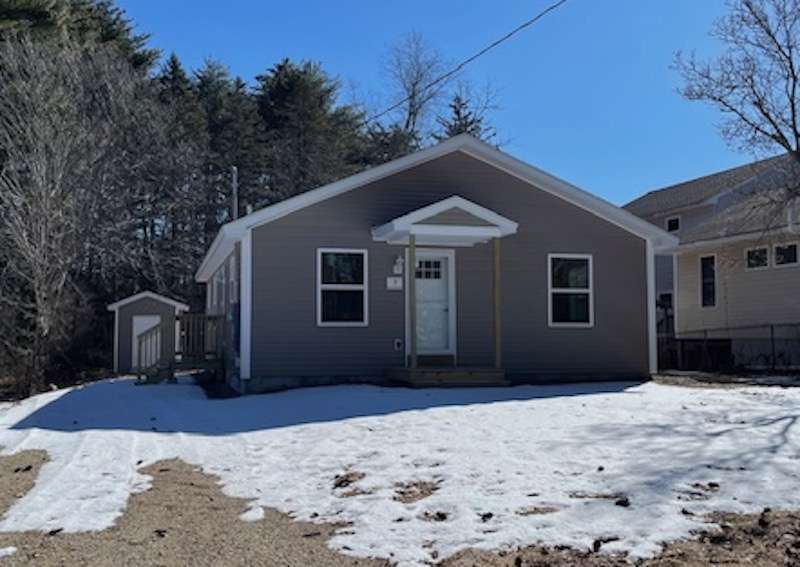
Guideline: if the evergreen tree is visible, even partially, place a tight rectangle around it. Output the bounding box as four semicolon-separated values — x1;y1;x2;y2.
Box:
255;58;363;203
0;0;158;69
434;91;496;143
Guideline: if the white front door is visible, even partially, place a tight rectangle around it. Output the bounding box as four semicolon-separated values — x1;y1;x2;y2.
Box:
131;315;161;370
410;250;456;354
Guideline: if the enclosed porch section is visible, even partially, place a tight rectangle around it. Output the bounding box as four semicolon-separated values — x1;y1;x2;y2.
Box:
372;196;518;386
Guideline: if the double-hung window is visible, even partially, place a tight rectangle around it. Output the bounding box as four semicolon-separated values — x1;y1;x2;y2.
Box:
700;255;716;307
317;249;368;326
548;254;593;327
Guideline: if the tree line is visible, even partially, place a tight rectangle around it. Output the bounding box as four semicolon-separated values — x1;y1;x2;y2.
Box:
0;0;498;394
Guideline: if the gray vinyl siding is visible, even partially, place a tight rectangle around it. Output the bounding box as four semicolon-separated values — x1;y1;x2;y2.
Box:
676;237;800;335
249;150;649;386
117;298;178;373
417;207;494;226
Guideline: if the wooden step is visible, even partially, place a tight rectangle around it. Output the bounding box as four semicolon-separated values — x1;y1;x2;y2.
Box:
387;367;508;388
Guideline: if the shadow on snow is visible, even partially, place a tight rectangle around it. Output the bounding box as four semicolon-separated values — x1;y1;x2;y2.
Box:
9;377;641;435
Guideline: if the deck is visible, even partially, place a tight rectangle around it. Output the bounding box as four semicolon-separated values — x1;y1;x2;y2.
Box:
387;367;508;388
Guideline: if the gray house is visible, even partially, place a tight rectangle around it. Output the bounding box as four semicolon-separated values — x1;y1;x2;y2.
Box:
196;134;676;393
625;155;800;369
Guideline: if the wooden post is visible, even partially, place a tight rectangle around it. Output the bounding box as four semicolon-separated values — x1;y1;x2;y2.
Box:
493;238;502;369
409;235;418;369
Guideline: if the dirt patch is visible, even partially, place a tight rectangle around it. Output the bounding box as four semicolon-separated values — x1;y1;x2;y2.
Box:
440;508;800;566
0;450;48;519
0;456;388;566
394;480;440;504
654;373;800;389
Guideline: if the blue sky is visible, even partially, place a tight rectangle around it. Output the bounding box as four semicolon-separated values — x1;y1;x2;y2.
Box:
117;0;755;205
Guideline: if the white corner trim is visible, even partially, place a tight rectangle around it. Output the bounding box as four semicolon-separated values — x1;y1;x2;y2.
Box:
316;248;369;327
239;229;253;380
195;134;677;281
106;291;189;312
546;253;594;329
646;240;657;375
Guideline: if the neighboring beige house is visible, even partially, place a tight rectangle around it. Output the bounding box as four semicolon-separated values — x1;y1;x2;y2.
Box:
625;155;800;369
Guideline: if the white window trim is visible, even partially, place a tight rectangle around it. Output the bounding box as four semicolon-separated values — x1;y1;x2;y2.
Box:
547;253;594;329
744;245;770;272
316;248;369;327
773;241;799;269
665;215;681;233
228;255;238;304
699;253;717;309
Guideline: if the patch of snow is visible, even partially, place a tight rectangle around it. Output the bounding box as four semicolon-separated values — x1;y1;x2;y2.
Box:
0;546;16;558
240;505;264;522
1;379;800;566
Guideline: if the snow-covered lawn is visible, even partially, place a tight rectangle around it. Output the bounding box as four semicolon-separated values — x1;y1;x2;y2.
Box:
1;378;799;566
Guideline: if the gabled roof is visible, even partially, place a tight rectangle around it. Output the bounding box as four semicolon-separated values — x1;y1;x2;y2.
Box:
371;196;519;247
107;291;189;312
196;134;677;282
624;154;790;218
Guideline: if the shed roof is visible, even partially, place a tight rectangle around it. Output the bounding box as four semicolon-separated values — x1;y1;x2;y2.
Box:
106;291;189;312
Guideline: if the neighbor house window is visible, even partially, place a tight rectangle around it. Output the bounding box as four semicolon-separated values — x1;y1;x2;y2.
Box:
317;249;368;326
745;246;769;270
548;254;593;327
774;242;798;267
700;255;716;307
666;216;681;233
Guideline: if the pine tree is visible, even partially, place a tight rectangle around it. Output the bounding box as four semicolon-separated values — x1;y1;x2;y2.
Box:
434;90;496;143
0;0;158;69
255;58;363;203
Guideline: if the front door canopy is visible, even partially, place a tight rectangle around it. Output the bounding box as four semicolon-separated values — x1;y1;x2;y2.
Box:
371;196;518;247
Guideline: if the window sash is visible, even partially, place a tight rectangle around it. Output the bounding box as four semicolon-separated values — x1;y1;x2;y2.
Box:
700;255;716;307
774;243;798;266
317;249;368;326
745;247;769;270
548;254;593;327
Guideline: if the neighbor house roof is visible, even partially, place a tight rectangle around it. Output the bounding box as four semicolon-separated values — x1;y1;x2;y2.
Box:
107;291;189;312
196;134;678;282
679;162;800;245
624;154;789;218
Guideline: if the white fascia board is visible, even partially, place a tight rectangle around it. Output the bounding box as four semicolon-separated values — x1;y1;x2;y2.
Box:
107;291;189;312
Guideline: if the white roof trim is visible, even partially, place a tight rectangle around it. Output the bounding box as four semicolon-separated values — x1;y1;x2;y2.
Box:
371;196;517;246
107;291;189;312
196;134;678;281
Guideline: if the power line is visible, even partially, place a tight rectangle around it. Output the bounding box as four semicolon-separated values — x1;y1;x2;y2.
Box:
363;0;570;127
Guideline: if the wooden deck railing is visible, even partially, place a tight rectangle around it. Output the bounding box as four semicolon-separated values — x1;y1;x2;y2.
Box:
135;313;224;381
176;313;223;363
